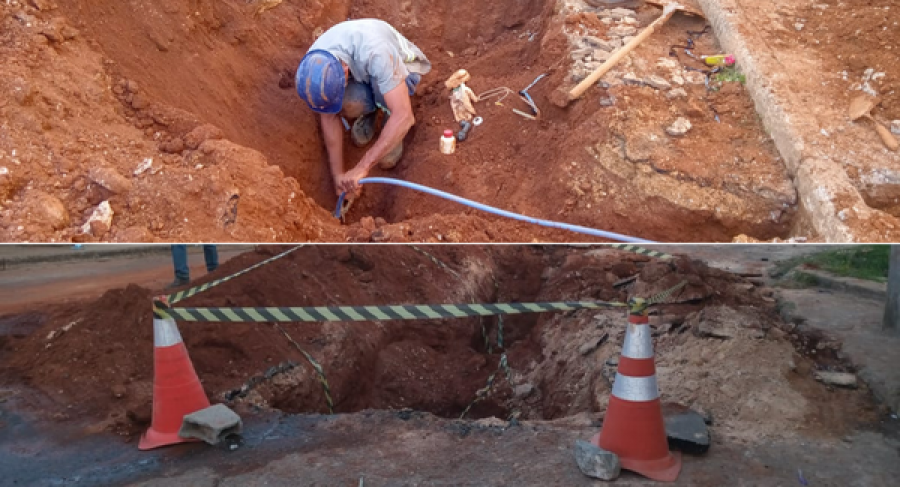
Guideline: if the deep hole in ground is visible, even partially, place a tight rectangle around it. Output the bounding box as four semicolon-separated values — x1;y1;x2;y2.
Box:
0;246;882;446
0;0;798;242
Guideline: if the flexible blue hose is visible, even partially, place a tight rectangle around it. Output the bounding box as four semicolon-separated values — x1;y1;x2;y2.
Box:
334;177;654;244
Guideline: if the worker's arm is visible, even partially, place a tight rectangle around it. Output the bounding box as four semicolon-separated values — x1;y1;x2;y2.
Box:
320;112;346;196
337;83;414;193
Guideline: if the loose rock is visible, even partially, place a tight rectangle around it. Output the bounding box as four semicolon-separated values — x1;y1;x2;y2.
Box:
623;72;643;86
814;371;858;389
684;71;707;85
665;117;692;137
657;57;681;70
130;93;150;110
664;408;711;454
666;88;688;100
39;18;77;43
579;333;608;355
125;80;141;94
27;190;69;230
116;226;153;241
609;8;637;19
570;48;592;61
514;383;535;398
592;49;611;62
28;0;57;11
89;166;132;194
81;200;114;235
609;25;637;37
891;120;900;136
474;417;508;428
160;137;185;154
0;167;19;200
184;124;225;150
574;440;621;481
645;75;672;90
584;36;617;52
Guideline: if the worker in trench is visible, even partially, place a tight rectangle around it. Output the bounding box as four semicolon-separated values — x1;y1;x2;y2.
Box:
295;19;432;198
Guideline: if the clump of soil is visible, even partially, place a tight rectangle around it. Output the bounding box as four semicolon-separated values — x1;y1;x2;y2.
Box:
0;246;879;443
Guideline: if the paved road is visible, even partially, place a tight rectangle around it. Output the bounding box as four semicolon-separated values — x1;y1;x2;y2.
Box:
0;245;252;314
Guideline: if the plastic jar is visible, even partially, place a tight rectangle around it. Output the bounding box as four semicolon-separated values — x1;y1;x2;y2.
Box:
440;129;456;154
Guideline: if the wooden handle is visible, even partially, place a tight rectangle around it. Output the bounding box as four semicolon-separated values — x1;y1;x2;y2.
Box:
868;115;900;151
568;9;678;101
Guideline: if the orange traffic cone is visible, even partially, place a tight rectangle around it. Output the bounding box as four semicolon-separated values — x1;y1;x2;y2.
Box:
591;313;682;482
139;317;210;450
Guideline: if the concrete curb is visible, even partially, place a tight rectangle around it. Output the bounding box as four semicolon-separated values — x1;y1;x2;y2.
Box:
0;245;171;270
792;268;887;302
697;0;900;242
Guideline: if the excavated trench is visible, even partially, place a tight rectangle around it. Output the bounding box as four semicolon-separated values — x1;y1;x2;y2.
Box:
0;246;882;442
49;0;798;242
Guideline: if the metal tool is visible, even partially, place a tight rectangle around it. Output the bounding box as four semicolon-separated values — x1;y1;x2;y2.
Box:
849;95;899;151
515;73;547;120
333;192;356;221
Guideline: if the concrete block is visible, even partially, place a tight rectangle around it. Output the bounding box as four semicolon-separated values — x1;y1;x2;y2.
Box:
179;404;243;445
665;409;710;454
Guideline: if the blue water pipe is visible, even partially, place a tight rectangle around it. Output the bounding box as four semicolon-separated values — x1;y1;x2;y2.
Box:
334;177;655;244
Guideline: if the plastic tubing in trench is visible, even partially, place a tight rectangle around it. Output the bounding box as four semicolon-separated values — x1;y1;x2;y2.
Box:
334;177;655;244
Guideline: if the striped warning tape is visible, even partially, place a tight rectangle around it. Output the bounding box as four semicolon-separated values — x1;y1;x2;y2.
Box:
460;314;518;419
153;300;628;322
154;278;688;322
272;323;335;414
649;280;687;304
165;244;667;307
608;244;673;260
165;245;304;305
460;352;511;419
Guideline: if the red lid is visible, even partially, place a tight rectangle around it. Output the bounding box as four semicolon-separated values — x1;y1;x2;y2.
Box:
443;129;453;137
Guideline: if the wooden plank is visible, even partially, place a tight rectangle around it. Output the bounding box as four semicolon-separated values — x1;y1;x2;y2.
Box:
645;0;706;18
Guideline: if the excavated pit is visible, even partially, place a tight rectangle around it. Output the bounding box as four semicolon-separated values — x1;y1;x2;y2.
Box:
0;246;880;444
0;0;800;242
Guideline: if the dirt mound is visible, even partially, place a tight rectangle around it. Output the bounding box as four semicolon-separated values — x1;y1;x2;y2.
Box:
0;245;879;443
0;0;342;242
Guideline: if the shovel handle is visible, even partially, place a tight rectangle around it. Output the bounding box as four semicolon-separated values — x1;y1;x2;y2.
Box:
568;8;678;101
869;116;900;151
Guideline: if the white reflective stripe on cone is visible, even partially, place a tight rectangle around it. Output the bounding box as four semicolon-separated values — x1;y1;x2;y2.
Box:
611;373;660;402
621;323;654;359
153;317;183;347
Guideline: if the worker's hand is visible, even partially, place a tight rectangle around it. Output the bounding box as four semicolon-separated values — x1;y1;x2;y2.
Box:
337;166;369;195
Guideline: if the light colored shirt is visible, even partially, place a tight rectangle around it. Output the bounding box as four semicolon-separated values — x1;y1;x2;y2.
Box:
310;19;431;96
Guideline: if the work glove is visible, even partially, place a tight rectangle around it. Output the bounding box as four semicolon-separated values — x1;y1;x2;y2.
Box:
450;83;479;122
446;69;479;122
